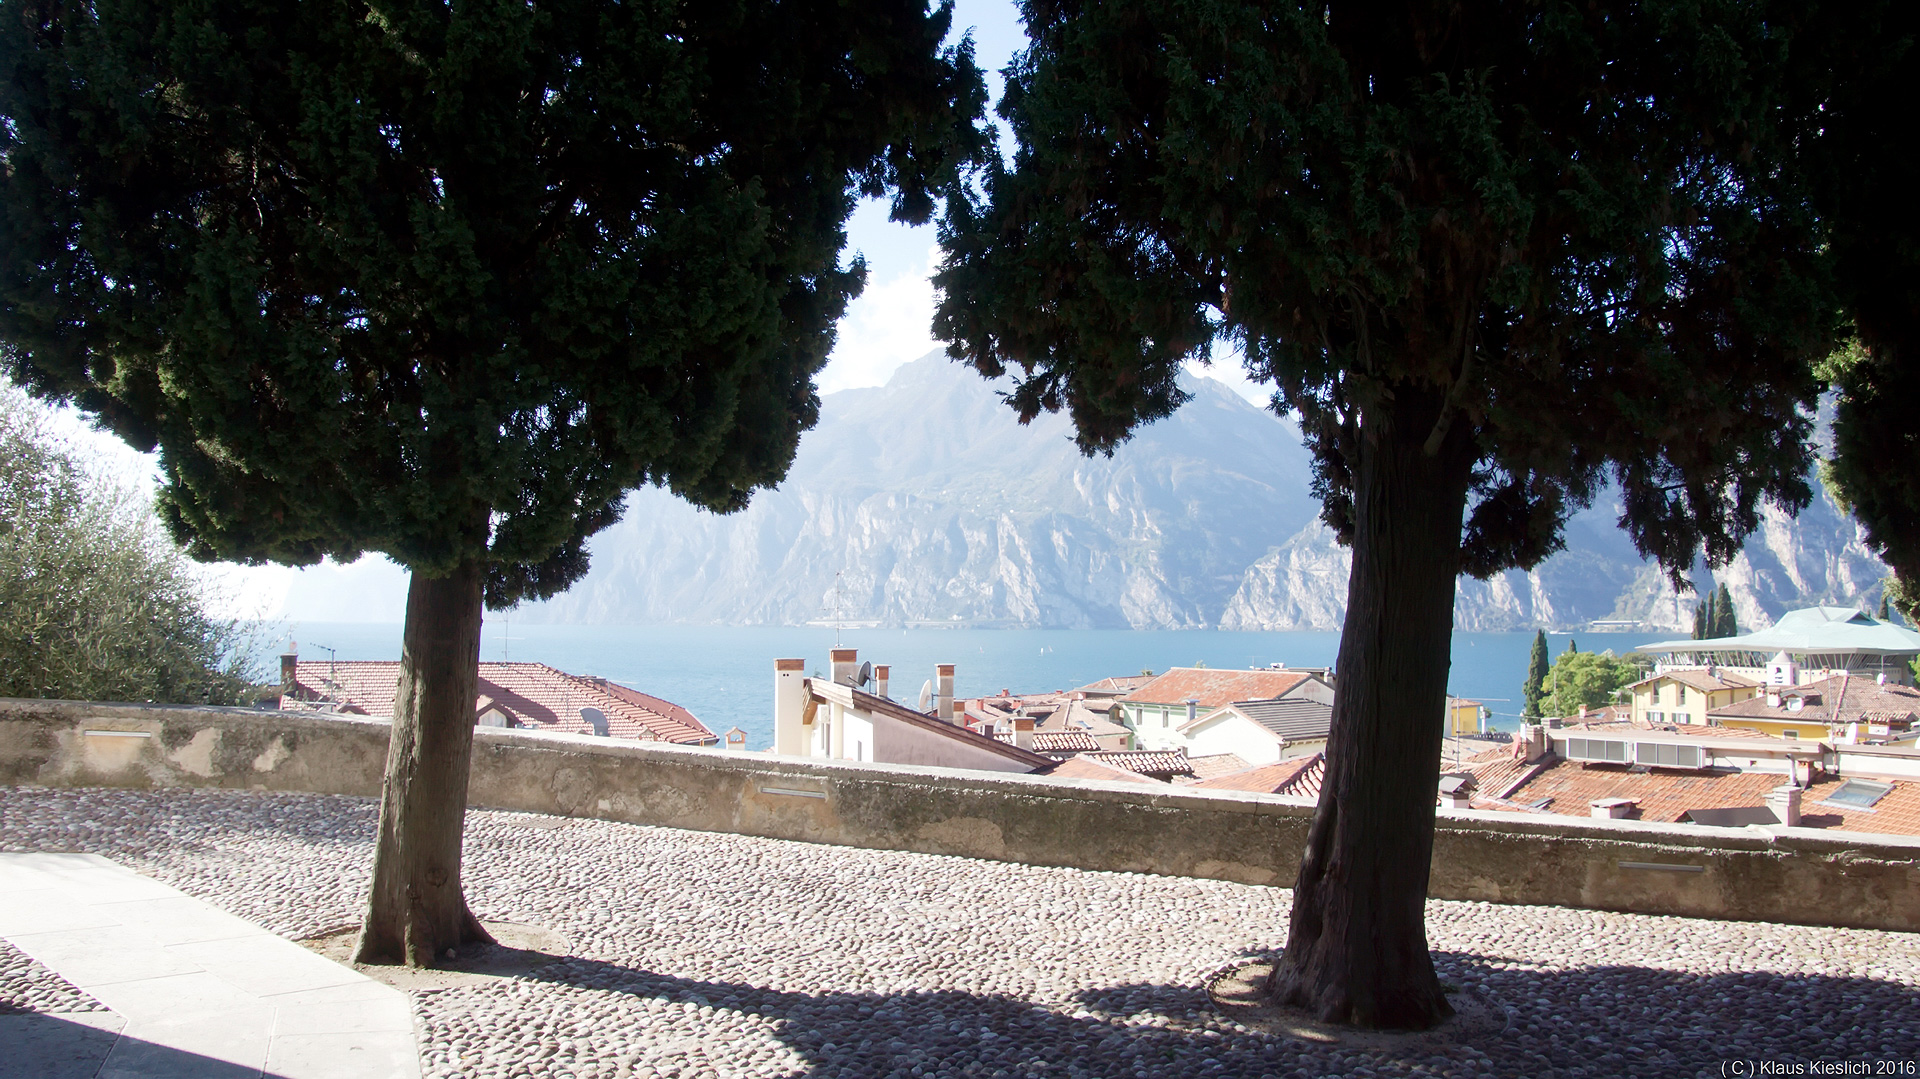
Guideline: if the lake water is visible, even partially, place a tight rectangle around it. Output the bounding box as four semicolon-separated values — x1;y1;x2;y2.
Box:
276;623;1635;749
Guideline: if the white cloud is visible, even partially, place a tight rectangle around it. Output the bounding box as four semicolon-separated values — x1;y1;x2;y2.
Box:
818;244;944;394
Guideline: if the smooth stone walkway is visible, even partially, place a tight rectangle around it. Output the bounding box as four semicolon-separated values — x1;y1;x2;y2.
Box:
0;853;417;1079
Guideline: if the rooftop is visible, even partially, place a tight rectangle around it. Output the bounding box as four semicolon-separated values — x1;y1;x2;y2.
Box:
1639;606;1920;657
1455;748;1920;835
283;659;715;745
9;786;1912;1078
1121;668;1314;709
1190;698;1333;740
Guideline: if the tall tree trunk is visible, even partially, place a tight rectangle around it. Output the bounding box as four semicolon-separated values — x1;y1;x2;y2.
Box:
1266;396;1475;1030
354;560;495;966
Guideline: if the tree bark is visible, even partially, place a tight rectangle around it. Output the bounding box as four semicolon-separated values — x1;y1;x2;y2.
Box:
1266;393;1475;1030
354;560;495;966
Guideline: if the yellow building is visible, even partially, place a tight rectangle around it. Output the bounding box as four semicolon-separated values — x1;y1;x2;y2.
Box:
1445;698;1486;736
1627;669;1760;727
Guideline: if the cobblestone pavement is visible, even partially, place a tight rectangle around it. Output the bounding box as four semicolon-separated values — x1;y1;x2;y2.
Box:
0;936;110;1014
2;786;1916;1079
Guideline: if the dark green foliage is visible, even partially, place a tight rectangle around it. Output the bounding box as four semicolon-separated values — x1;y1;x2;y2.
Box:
1693;602;1710;641
1521;630;1549;718
937;0;1835;582
1798;7;1920;608
1710;583;1739;638
0;386;262;703
933;0;1841;1028
0;0;987;599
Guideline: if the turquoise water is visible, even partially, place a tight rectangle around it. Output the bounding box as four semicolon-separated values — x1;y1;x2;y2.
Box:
277;623;1626;749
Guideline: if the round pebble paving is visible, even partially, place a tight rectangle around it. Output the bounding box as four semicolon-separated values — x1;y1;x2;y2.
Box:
2;786;1916;1078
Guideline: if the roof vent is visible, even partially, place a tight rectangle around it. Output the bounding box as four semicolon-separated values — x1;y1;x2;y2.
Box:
580;706;609;736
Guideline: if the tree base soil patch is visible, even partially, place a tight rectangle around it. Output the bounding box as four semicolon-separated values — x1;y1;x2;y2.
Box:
1207;959;1508;1050
300;921;569;991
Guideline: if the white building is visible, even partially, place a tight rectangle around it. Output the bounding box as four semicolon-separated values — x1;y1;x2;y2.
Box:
1179;698;1333;766
772;650;1053;773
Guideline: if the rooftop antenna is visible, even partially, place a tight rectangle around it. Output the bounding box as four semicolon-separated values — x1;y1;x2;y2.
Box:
828;571;848;648
312;642;339;709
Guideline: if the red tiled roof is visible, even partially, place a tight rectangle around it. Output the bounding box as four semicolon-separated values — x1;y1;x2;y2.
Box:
282;660;714;745
1193;753;1323;796
1185;753;1252;781
1122;668;1312;709
1628;669;1759;693
1475;755;1920;836
1030;730;1101;754
1079;750;1194;778
1043;755;1166;785
1710;674;1920;729
1072;675;1153;696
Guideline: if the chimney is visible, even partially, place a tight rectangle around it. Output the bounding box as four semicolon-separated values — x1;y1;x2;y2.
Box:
773;659;808;756
724;727;747;751
1589;797;1637;819
831;648;859;687
1766;784;1802;827
280;641;299;695
874;665;890;700
1437;775;1474;809
1518;723;1550;762
936;664;956;723
1011;716;1036;750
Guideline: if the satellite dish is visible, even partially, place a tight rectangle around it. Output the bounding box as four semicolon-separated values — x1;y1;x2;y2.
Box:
579;706;609;736
918;680;934;711
857;661;873;687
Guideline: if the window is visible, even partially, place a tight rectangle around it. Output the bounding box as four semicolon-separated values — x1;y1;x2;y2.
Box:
1821;779;1893;809
855;740;864;761
1565;738;1630;763
1676;685;1687;705
1673;713;1691;725
1647;711;1664;724
1635;742;1704;770
1782;730;1799;740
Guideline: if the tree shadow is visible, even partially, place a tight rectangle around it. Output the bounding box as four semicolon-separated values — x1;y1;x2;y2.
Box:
496;946;1918;1078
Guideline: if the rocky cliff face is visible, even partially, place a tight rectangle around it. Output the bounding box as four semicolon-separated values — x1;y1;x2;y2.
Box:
521;354;1889;631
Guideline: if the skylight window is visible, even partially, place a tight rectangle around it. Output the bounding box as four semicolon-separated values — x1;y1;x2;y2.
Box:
1821;779;1894;810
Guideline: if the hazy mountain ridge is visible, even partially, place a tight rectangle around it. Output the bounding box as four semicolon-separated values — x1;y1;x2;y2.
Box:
519;353;1888;632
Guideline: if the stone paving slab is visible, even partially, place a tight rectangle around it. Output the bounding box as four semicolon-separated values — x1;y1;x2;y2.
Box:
0;853;417;1079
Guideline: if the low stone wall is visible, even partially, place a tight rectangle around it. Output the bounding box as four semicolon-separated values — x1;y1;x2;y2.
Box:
4;699;1917;933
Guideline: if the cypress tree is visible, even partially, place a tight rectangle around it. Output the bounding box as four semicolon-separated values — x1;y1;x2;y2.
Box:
936;0;1839;1028
2;0;985;965
1521;630;1549;719
1693;601;1709;640
1712;583;1739;638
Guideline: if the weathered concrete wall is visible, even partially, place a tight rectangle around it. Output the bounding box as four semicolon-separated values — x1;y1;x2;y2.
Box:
4;699;1917;933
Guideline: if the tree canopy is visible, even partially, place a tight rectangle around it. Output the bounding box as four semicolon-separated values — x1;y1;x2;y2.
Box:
2;0;987;967
1538;648;1645;720
0;385;262;704
1797;6;1920;614
1;0;986;601
935;0;1841;1028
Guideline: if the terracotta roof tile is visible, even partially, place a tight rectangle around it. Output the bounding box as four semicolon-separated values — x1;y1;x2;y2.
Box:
1484;755;1920;837
282;660;714;745
1193;753;1322;796
1043;755;1166;785
1185;753;1252;781
1080;750;1194;778
1122;668;1314;709
1030;730;1100;754
1628;669;1760;693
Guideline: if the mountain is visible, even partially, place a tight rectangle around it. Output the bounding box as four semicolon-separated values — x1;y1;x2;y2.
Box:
519;353;1889;632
